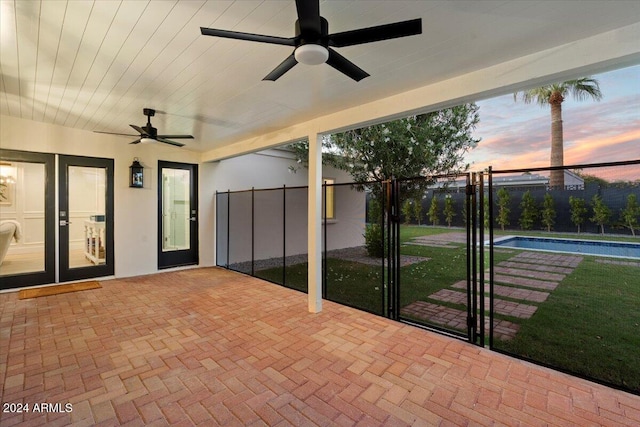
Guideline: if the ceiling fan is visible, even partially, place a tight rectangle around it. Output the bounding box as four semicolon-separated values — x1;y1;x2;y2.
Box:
93;108;194;147
200;0;422;82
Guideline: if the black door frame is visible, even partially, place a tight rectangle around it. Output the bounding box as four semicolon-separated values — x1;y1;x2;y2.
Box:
158;161;199;269
0;149;56;289
58;155;115;282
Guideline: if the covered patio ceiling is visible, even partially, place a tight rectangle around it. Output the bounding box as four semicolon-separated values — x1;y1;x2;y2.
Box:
1;0;639;157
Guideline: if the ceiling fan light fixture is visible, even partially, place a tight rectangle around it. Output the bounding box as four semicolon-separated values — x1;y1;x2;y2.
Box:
140;137;155;144
294;44;328;65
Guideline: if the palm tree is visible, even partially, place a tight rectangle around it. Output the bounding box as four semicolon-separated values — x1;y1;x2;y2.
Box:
514;78;602;189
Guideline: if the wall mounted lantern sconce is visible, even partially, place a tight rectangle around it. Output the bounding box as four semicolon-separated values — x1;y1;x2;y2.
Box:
129;158;143;188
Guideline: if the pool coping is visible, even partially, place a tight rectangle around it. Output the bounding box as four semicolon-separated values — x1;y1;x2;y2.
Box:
487;235;640;261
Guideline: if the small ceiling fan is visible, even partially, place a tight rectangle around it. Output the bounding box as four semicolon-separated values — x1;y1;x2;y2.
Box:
93;108;194;147
200;0;422;82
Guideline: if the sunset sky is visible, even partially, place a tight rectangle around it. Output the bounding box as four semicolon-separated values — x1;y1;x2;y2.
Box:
466;64;640;181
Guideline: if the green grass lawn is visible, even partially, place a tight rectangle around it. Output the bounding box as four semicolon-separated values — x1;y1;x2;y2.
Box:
494;257;640;392
254;225;640;393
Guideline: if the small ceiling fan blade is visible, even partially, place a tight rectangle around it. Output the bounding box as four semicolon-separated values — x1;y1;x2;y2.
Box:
130;124;147;135
263;53;298;81
295;0;321;35
156;138;185;147
329;18;422;47
129;139;142;144
93;130;139;137
326;48;369;82
200;27;295;46
157;134;194;139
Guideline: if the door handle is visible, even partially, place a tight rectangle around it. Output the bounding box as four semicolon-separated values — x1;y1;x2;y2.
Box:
189;217;197;221
59;220;72;226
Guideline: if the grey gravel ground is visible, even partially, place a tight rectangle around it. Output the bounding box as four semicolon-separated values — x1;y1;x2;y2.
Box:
227;246;430;272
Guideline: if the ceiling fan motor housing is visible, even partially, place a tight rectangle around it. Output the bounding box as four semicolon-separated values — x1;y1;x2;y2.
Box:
295;17;329;46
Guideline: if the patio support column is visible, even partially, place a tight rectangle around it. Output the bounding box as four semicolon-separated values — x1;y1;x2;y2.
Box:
307;131;323;313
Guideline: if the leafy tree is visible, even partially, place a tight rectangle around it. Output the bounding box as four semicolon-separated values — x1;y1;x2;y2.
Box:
428;195;439;226
621;193;640;237
412;198;423;226
514;78;602;188
519;191;538;230
367;196;382;224
569;196;588;233
291;103;480;258
443;195;455;227
572;170;609;188
364;197;384;257
541;193;556;232
590;194;611;235
401;199;414;224
290;104;481;184
291;104;480;256
496;188;511;231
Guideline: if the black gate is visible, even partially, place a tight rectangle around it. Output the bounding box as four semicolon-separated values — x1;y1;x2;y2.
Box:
388;173;484;344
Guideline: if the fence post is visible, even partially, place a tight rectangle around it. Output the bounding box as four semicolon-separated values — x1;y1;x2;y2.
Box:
251;187;255;276
283;185;286;287
381;182;387;317
226;189;230;269
487;167;494;349
465;175;472;340
478;172;485;347
323;181;327;299
470;174;478;342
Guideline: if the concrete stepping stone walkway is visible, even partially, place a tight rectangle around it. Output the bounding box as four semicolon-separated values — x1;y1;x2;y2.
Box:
493;266;566;282
498;260;574;275
404;241;459;248
406;232;466;248
400;250;584;341
511;251;583;268
399;300;519;341
429;289;538;319
451;280;549;302
493;274;558;291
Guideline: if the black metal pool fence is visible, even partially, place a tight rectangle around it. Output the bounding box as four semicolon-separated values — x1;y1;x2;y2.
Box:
215;159;640;395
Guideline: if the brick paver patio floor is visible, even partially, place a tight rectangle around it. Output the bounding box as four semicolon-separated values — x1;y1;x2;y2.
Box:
1;267;638;426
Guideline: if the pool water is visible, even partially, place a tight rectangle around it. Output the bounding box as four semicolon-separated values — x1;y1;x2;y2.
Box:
493;236;640;260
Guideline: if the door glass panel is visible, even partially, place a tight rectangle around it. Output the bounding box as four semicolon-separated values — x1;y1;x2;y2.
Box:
0;161;45;276
68;166;107;268
162;168;190;252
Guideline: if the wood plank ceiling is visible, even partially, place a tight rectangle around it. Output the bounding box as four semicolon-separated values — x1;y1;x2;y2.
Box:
1;0;639;152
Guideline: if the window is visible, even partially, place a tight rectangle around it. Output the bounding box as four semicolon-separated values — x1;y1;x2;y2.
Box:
323;178;335;219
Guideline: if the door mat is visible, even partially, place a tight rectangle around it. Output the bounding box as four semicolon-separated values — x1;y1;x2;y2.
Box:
19;281;101;299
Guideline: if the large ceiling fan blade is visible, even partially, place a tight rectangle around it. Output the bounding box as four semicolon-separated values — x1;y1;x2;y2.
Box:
130;124;147;135
157;134;194;139
129;139;141;144
263;53;298;81
295;0;321;35
200;27;295;46
329;18;422;47
93;130;139;137
156;138;185;147
326;48;369;82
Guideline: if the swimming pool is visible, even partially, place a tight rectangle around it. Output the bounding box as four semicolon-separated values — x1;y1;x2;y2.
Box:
493;236;640;260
